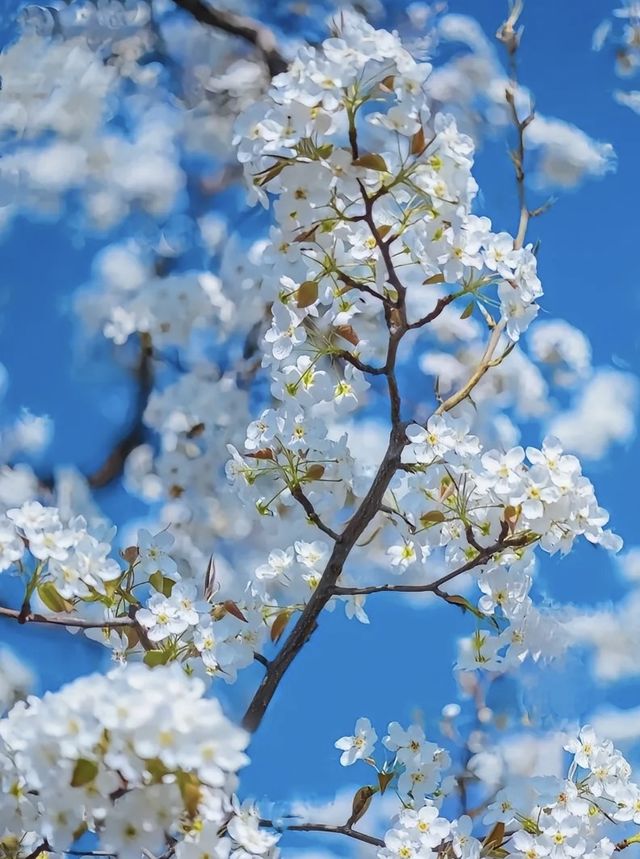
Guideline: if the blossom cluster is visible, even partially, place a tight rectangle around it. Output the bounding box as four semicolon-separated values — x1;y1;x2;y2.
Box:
0;0;278;230
0;663;281;859
0;500;267;680
235;418;619;673
335;717;453;805
225;15;562;615
393;427;619;671
377;724;640;859
235;10;542;375
0;500;120;598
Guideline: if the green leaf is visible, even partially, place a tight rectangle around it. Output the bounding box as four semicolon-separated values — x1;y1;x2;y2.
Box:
483;822;506;851
143;649;172;667
443;594;499;628
117;588;138;606
420;510;446;527
149;572;175;597
178;772;202;819
37;581;72;614
296;280;319;308
334;323;359;346
186;422;205;439
271;610;292;643
70;758;99;787
378;771;395;795
503;504;521;533
348;785;378;827
72;822;88;842
353;153;388;172
305;464;325;481
423;273;445;285
120;545;139;565
460;300;475;319
411;126;426;155
254;160;287;187
221;600;248;623
146;757;169;782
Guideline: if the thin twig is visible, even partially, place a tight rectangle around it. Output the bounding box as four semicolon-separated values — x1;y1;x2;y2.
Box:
260;819;384;848
334;350;386;376
36;337;153;492
0;604;135;630
253;651;271;669
406;293;459;330
290;486;340;541
23;844;50;859
379;504;416;534
435;320;506;415
331;533;531;597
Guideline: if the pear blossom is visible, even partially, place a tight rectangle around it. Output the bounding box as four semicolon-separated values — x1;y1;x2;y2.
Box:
335;717;377;766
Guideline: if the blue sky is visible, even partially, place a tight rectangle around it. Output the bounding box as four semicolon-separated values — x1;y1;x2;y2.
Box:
1;0;639;850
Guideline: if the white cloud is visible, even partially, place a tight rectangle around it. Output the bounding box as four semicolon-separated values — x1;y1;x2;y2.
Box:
526;116;616;188
565;593;640;681
548;369;637;459
592;706;640;743
617;546;640;582
614;90;640;114
427;15;615;190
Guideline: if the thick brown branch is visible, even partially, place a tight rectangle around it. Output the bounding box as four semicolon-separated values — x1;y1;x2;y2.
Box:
242;421;408;733
242;132;419;733
172;0;287;77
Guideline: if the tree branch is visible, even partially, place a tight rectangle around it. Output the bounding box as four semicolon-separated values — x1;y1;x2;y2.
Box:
253;651;271;669
0;604;135;630
241;131;417;732
406;293;459;330
242;420;408;732
290;486;340;541
331;533;531;597
171;0;287;77
36;333;153;494
435;320;507;416
334;350;386;376
498;1;534;253
87;339;153;489
260;819;384;848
